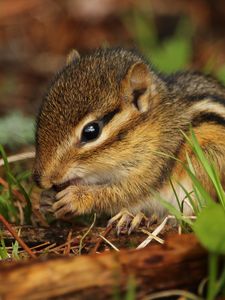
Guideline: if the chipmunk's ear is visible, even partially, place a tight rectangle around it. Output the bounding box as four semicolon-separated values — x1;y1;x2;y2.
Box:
121;62;156;113
66;49;80;65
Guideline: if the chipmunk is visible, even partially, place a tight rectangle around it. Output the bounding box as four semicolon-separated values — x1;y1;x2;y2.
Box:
33;47;225;233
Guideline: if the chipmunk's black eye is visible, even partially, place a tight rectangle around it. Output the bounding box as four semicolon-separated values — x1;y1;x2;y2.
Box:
81;121;103;143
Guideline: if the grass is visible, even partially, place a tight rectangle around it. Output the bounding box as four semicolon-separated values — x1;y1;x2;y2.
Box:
157;129;225;300
78;213;96;255
0;238;9;259
0;236;20;260
0;145;32;224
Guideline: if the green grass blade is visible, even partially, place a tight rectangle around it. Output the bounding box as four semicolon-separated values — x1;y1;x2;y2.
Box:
176;181;199;215
169;178;182;212
215;264;225;297
12;241;20;260
16;170;32;182
207;253;218;300
7;173;32;223
0;239;9;259
0;145;13;201
184;166;213;206
155;192;193;226
125;275;136;300
189;130;225;209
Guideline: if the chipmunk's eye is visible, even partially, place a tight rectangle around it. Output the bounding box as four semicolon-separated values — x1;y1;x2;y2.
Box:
81;121;103;143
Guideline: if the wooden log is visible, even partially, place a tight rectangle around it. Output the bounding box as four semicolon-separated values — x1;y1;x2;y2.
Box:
0;234;207;300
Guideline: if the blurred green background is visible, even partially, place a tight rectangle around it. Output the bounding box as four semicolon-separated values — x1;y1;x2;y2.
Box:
0;0;225;149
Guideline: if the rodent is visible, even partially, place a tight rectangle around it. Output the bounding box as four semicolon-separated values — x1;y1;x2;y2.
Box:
33;47;225;227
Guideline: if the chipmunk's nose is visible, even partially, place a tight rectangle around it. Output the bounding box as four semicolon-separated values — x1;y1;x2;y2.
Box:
32;172;44;188
32;172;52;189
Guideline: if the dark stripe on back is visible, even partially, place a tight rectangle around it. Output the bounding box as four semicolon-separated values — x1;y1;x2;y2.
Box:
156;112;225;190
186;94;225;107
192;112;225;128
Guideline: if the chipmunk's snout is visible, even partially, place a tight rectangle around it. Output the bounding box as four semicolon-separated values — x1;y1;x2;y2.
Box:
32;172;43;188
33;153;58;189
32;171;53;189
32;166;53;189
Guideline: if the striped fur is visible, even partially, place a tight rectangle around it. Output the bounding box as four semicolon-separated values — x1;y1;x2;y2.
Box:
34;48;225;218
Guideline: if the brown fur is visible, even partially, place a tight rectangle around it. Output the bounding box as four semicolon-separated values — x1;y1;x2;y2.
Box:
34;48;225;218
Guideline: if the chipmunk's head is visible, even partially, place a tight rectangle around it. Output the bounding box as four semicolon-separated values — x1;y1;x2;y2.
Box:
34;48;166;189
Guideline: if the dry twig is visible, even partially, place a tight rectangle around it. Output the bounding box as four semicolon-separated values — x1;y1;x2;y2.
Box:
0;152;35;167
0;214;36;259
91;224;113;253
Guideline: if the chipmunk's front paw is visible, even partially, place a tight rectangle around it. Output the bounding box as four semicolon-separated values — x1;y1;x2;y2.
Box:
108;208;149;235
40;188;57;215
53;186;93;218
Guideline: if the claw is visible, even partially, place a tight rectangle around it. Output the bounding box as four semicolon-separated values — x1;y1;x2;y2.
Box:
116;212;132;235
128;212;147;235
52;200;64;211
108;209;133;235
40;188;56;215
146;214;158;227
108;209;131;227
108;209;149;235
